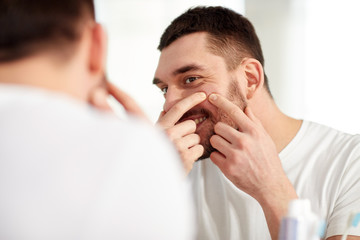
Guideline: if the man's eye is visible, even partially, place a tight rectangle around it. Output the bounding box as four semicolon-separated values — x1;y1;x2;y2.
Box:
161;87;168;94
185;77;199;84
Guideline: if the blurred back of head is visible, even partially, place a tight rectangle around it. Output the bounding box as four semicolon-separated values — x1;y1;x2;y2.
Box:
0;0;95;63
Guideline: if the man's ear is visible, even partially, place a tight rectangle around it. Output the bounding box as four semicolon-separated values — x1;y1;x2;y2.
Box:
88;23;107;76
241;58;264;100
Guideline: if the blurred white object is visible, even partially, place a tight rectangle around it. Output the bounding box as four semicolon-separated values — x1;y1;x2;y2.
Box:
0;85;195;240
341;212;360;240
279;199;324;240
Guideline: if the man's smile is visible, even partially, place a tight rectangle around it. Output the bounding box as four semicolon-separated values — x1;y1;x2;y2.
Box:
194;116;207;125
178;108;211;128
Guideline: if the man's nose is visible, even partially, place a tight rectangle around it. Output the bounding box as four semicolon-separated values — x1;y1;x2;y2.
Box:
163;87;186;113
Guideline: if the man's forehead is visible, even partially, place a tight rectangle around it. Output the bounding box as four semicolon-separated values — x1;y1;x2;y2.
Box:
161;32;209;56
154;32;229;82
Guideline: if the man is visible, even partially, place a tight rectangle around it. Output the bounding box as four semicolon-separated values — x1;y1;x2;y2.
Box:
0;1;195;239
153;6;360;240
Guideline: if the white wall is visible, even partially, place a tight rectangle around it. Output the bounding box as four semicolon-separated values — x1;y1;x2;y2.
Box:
246;0;306;120
304;0;360;134
247;0;360;134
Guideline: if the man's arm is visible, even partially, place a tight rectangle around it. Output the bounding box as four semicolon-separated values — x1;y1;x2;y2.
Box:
208;93;298;240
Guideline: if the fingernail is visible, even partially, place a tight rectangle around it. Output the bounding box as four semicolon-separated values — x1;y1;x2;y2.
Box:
197;92;206;99
209;94;217;102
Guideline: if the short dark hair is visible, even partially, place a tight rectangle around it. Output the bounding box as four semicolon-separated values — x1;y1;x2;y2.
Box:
0;0;95;62
158;6;271;94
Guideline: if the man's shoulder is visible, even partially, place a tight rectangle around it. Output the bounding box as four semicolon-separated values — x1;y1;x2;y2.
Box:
281;120;360;165
303;120;360;144
300;121;360;160
0;84;175;161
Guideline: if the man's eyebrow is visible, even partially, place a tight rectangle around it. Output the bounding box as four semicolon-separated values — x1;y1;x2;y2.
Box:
152;77;162;85
173;64;206;75
152;64;206;85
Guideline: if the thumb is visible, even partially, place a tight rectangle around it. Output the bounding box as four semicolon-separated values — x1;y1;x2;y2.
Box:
88;87;112;111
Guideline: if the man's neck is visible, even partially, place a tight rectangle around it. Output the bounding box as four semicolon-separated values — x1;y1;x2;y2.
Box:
0;55;83;101
250;93;302;153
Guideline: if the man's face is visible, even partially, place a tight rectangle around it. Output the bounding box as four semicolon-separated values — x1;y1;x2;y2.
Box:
154;32;247;159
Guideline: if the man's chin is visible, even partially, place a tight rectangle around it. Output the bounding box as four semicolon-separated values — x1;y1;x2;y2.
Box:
196;156;209;161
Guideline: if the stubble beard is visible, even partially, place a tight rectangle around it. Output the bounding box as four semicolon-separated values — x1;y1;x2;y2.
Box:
198;80;247;160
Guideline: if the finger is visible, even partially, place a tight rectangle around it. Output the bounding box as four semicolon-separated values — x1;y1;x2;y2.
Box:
107;82;149;120
164;120;196;140
208;93;252;132
186;144;204;161
214;122;241;144
174;133;201;151
167;120;196;141
189;144;204;156
157;92;206;128
210;151;226;168
182;144;204;174
88;87;112;111
210;134;232;157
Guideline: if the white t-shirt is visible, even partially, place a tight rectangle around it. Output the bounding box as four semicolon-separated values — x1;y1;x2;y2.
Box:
0;85;195;240
189;120;360;240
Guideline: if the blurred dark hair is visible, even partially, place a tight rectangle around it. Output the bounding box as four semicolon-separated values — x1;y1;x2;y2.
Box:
158;6;271;95
0;0;95;62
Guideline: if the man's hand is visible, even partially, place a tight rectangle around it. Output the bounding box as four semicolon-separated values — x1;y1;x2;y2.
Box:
208;93;297;240
107;82;148;121
208;93;284;197
88;80;149;122
157;92;206;173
